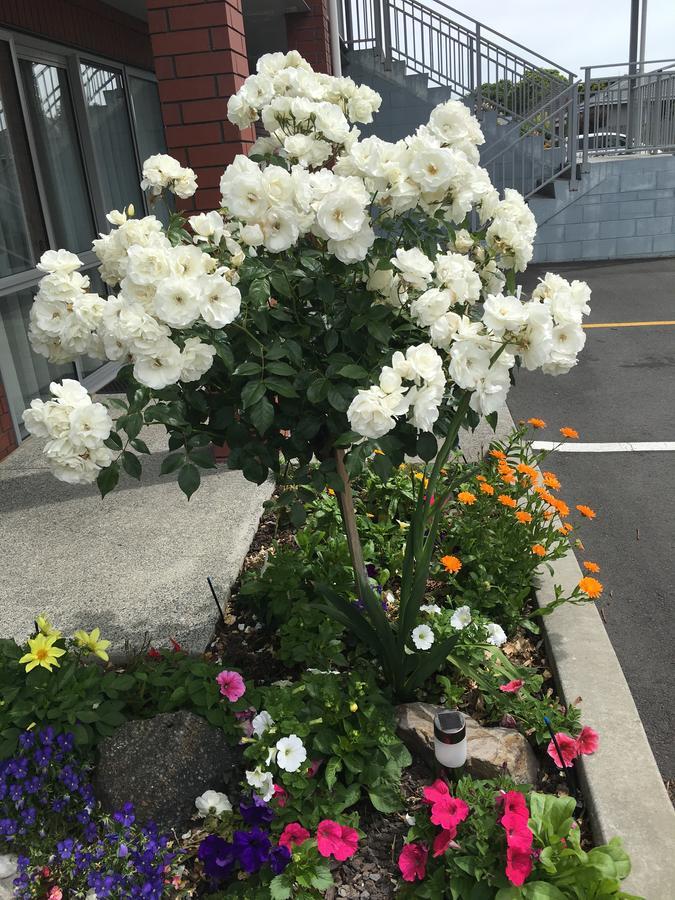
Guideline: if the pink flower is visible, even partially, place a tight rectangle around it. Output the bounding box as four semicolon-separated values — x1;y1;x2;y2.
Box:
576;725;599;756
429;795;470;831
216;670;246;702
501;813;533;853
278;823;310;851
499;790;529;822
500;713;518;729
273;784;288;807
234;707;255;736
316;820;359;861
547;732;578;768
432;827;458;857
499;679;524;693
422;779;449;805
398;842;428;882
307;758;324;778
506;845;533;886
48;889;63;900
147;647;161;660
170;637;183;653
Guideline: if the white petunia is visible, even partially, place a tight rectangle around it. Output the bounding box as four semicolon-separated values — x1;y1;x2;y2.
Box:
251;710;275;738
485;623;507;646
450;605;472;630
412;623;435;650
420;603;441;615
275;734;307;773
245;767;275;802
195;790;232;818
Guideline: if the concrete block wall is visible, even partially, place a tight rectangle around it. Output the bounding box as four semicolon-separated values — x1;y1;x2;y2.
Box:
533;155;675;263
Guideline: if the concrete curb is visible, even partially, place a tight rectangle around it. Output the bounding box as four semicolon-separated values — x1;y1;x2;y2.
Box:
462;405;675;898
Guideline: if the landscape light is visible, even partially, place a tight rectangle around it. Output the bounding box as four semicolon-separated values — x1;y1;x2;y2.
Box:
434;709;467;770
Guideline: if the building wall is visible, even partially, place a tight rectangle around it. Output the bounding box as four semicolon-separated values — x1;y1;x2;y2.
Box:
147;0;254;212
0;0;152;70
533;155;675;263
0;376;17;460
286;0;332;74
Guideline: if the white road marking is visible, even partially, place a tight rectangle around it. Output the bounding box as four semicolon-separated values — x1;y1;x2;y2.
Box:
532;441;675;453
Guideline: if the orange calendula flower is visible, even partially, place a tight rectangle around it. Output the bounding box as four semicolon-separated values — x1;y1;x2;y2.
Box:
578;576;603;599
476;474;487;482
560;427;579;439
576;504;596;519
584;561;600;573
558;523;574;535
543;509;554;519
440;555;462;574
516;463;539;481
458;491;477;505
550;497;570;517
532;544;547;557
500;473;517;485
479;482;495;495
515;510;533;524
498;494;517;509
489;449;506;460
527;418;546;429
543;471;561;490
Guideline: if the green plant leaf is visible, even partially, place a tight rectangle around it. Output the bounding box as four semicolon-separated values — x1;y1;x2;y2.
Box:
189;447;216;469
178;463;200;499
241;381;265;409
97;462;119;498
160;451;184;475
121;451;141;480
249;397;275;435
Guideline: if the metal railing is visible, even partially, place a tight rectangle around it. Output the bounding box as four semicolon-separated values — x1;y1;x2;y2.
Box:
581;60;675;170
482;81;580;198
339;0;575;121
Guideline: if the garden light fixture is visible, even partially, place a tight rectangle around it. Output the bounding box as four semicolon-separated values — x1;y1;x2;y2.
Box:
434;709;467;771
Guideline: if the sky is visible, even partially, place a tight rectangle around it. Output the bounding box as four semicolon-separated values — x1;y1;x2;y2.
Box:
427;0;675;76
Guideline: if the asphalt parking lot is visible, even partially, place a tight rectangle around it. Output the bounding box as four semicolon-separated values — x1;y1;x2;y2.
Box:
509;257;675;779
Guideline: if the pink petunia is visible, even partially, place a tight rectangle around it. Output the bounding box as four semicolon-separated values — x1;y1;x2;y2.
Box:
398;842;428;882
422;779;450;805
216;670;246;702
432;827;458;857
499;790;529;822
576;725;599;756
47;889;63;900
501;813;534;853
273;784;288;807
547;732;578;768
278;823;310;851
499;679;524;694
506;845;533;886
307;758;324;778
429;795;470;831
316;820;359;861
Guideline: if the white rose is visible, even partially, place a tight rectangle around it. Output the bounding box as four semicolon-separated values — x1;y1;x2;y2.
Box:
133;338;183;389
199;276;241;328
37;249;82;274
180;337;216;382
153;277;202;328
482;294;528;334
392;247;434;290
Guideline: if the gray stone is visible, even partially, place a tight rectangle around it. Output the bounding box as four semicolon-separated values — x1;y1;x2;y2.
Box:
0;855;16;900
395;703;539;785
94;710;243;831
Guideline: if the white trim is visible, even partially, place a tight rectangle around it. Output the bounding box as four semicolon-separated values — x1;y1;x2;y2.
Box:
328;0;342;77
532;440;675;452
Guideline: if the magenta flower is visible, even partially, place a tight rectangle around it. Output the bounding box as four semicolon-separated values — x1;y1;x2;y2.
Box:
398;842;428;882
432;828;458;857
546;732;578;768
499;679;524;693
316;820;359;861
576;725;599;755
216;670;246;702
278;822;310;851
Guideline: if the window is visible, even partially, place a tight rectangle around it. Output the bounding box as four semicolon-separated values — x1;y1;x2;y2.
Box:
0;31;167;445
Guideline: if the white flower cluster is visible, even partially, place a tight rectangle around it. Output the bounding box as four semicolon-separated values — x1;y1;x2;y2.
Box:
485;188;537;272
140;153;197;199
220;156;375;262
22;380;113;484
245;722;307;802
227;49;381;167
347;343;445;439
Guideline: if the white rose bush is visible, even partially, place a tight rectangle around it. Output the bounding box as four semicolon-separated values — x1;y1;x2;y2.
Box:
23;50;591;699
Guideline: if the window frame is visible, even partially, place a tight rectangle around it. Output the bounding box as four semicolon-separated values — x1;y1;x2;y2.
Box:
0;28;161;444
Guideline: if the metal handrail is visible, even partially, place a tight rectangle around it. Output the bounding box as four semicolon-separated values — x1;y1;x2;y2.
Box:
341;0;574;122
482;81;580;199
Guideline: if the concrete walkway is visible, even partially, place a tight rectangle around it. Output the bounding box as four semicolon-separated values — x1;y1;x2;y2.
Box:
0;423;272;653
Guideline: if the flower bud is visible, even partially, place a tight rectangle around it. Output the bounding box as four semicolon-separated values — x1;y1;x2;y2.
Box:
349;702;358;713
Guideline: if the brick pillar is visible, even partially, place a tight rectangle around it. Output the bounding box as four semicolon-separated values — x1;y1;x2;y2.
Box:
147;0;255;212
0;376;18;461
286;0;332;75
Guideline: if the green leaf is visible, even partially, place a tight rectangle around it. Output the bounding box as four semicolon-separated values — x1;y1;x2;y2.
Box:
249;397;275;435
416;432;438;462
123;412;143;440
178;463;200;499
160;451;184;475
307;377;329;404
248;278;270;305
368;780;402;813
289;501;307;527
266;361;295;376
264;377;298;398
97;462;119;498
372;452;392;479
242;381;265;409
270;272;292;299
189;447;216;469
317;277;335;302
130;438;150;454
333;430;361;448
327;386;349;412
234;361;262;377
104;431;123;451
121;451;141;480
338;364;368;380
310;867;334;892
269;876;292;900
325;756;342;789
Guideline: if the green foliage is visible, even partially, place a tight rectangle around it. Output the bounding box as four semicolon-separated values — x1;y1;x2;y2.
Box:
244;670;411;827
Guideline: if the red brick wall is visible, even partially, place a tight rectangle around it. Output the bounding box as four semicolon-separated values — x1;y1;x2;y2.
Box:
147;0;254;213
286;0;332;75
0;376;17;462
0;0;152;70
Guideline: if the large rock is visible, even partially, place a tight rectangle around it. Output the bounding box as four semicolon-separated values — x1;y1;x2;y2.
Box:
0;855;16;900
395;703;539;785
95;711;243;831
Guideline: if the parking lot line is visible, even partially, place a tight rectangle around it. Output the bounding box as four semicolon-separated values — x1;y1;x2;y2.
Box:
532;441;675;452
583;320;675;328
